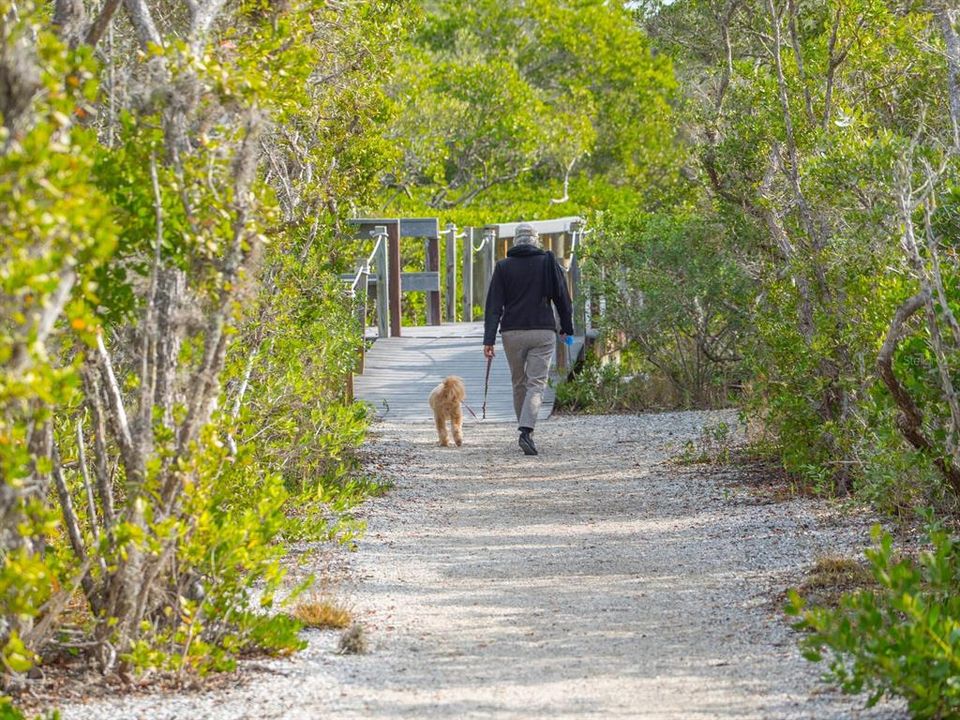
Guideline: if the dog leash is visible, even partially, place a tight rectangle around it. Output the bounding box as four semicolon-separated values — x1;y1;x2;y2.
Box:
462;402;479;421
481;354;493;420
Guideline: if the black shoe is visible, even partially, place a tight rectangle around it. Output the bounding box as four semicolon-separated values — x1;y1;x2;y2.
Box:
519;430;538;456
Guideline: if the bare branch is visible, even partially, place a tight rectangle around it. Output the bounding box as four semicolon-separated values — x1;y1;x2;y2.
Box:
765;0;820;249
549;155;580;205
9;269;76;374
177;114;264;457
714;1;740;116
877;291;960;494
84;0;122;48
50;431;103;613
786;0;814;125
122;0;161;48
896;157;960;462
95;333;139;485
50;433;87;564
22;558;94;650
76;418;103;549
923;194;960;348
190;0;228;51
822;5;843;130
83;366;116;527
137;151;164;459
934;3;960;150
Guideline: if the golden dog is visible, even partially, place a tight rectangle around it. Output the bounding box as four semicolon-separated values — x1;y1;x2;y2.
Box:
428;375;465;447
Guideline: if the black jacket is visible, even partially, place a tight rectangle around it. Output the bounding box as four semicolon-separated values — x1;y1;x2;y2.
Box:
483;245;574;346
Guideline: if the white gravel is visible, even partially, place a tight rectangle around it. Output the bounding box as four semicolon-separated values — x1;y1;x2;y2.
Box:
59;411;908;719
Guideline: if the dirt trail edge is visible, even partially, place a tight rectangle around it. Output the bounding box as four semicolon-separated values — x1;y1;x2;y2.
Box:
62;411;907;720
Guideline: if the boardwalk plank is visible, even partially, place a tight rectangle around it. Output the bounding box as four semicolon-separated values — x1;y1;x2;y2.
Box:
354;321;570;423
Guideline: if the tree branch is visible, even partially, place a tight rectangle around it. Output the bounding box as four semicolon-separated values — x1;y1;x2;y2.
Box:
877;291;960;494
51;432;100;611
549;155;579;204
786;0;815;125
934;4;960;150
9;268;76;374
122;0;161;48
190;0;228;51
83;365;116;527
50;434;87;564
76;418;103;549
95;333;139;487
84;0;123;48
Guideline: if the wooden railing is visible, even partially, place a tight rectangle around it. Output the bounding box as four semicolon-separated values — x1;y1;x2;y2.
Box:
342;226;386;401
458;226;496;322
343;215;594;373
344;225;389;356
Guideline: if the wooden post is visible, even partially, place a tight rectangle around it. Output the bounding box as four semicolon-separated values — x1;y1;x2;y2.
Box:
462;226;474;322
426;235;441;326
478;229;496;312
374;227;390;339
445;222;457;323
473;229;485;313
484;230;496;303
356;264;369;374
553;232;566;265
570;224;586;336
572;260;585;336
346;277;358;404
423;238;433;326
553;232;569;375
387;220;401;337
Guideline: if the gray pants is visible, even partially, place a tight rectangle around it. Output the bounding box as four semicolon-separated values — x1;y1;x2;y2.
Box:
501;329;555;430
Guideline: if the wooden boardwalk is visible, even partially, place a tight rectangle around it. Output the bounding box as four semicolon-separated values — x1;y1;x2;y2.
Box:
354;322;579;423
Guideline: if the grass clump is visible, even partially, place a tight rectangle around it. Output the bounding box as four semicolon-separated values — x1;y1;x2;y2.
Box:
291;596;353;630
797;555;877;608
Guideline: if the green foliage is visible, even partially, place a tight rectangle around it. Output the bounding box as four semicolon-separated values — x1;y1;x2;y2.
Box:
1;0;957;713
582;208;750;409
0;699;59;720
0;0;117;684
554;356;644;414
788;527;960;717
0;0;410;705
384;0;679;215
613;0;960;508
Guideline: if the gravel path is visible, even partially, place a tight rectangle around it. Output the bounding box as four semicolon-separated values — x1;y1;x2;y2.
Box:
60;411;907;719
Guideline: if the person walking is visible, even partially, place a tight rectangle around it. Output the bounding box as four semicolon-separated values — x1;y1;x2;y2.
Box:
483;223;574;456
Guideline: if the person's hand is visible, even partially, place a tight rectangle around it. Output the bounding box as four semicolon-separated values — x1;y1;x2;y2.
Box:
483;345;495;359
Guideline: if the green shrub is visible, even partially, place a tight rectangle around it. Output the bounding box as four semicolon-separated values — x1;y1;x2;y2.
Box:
787;526;960;717
554;356;639;413
581;210;750;411
0;0;406;703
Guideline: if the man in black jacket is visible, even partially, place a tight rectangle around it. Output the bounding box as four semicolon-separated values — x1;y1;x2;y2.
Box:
483;223;574;456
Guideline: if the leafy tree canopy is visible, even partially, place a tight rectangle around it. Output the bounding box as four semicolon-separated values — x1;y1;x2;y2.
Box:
382;0;681;223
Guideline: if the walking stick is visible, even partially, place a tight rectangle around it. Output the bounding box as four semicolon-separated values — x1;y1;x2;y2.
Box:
481;354;493;420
